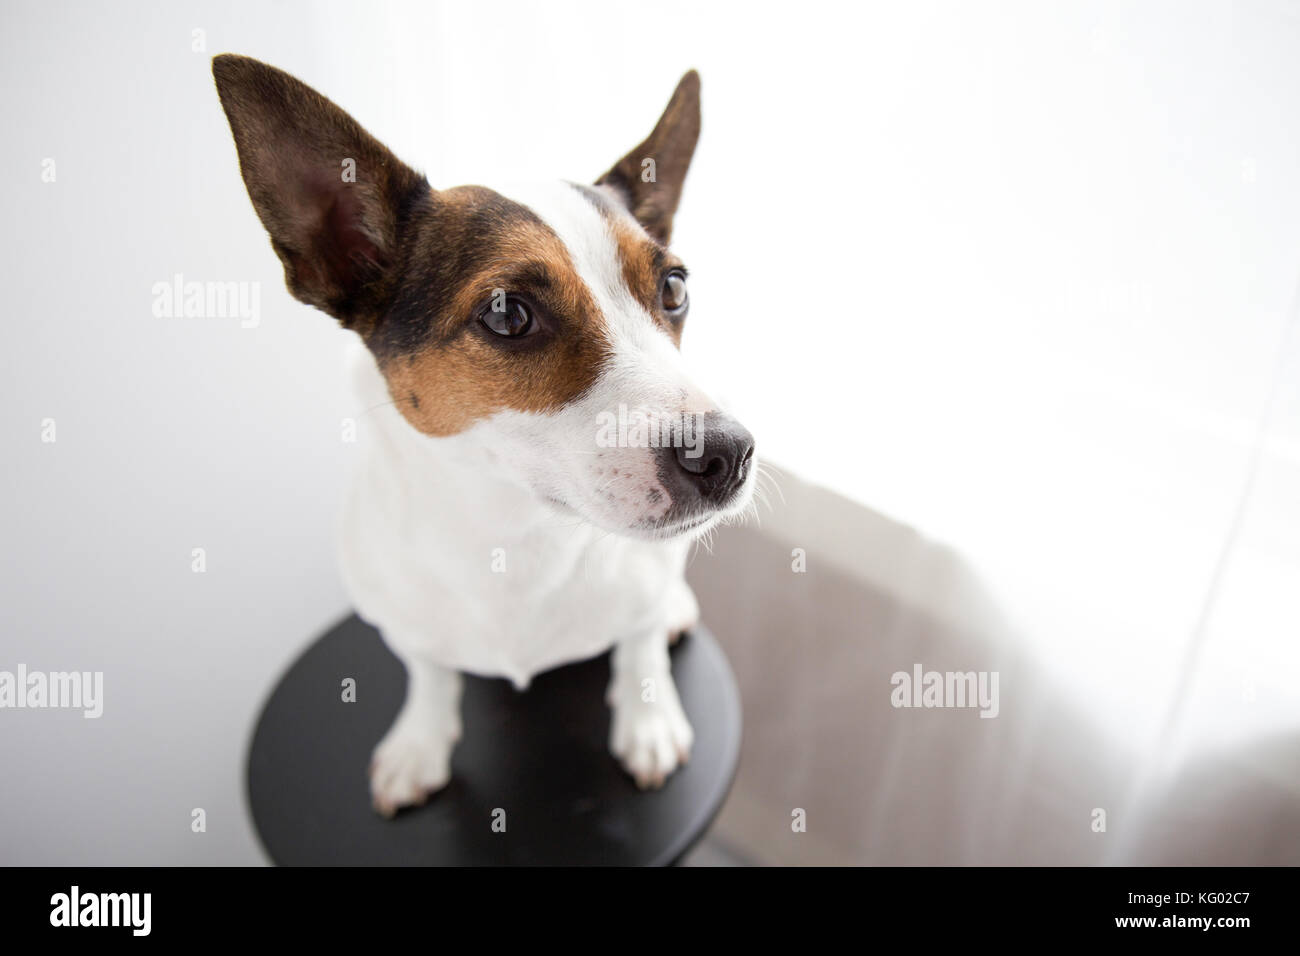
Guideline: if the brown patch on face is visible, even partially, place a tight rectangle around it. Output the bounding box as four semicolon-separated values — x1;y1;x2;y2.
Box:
373;186;613;436
575;184;685;347
610;218;686;347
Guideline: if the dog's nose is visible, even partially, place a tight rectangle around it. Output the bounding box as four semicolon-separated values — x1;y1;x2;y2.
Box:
664;413;755;505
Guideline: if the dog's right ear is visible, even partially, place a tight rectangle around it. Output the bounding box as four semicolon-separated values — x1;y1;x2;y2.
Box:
597;71;701;246
212;54;428;330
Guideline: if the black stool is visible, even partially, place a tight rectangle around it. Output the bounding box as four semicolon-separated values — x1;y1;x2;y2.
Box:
247;614;742;865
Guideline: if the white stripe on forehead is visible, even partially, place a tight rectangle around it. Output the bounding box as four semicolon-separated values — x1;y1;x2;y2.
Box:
490;180;660;347
491;179;701;413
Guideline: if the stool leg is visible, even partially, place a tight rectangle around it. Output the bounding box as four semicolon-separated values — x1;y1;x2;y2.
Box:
369;653;463;817
607;630;695;789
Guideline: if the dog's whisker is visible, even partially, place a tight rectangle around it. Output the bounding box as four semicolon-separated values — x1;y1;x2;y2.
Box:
755;463;786;506
357;395;419;420
591;471;640;497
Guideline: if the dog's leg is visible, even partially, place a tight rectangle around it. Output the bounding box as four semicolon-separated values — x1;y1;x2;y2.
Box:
369;650;463;817
664;577;699;645
607;627;695;789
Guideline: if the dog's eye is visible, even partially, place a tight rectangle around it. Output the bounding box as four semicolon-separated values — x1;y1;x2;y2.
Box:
662;271;689;317
479;297;535;337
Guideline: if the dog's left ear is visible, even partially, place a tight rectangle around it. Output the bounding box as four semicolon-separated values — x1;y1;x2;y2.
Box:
212;54;429;330
597;71;701;245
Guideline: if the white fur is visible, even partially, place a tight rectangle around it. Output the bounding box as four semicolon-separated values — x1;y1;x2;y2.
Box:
340;181;752;809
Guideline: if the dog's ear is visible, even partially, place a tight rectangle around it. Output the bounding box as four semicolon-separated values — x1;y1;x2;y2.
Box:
597;71;701;245
212;54;428;329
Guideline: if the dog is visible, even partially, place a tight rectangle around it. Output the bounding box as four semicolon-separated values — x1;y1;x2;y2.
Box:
212;55;757;815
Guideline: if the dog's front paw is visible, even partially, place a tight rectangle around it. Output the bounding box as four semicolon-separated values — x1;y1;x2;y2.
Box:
369;720;458;817
608;677;695;789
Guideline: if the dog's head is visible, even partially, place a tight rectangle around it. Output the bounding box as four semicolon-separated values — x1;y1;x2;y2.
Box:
213;55;755;540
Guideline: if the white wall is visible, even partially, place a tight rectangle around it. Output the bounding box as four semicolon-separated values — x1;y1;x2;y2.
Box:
1;0;1297;863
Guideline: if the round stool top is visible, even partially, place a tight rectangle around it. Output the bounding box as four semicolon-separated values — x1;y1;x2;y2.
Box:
247;615;742;865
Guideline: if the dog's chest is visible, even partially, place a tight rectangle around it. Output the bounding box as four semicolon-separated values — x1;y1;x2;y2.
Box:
344;499;682;685
336;377;686;685
335;424;681;681
467;539;678;684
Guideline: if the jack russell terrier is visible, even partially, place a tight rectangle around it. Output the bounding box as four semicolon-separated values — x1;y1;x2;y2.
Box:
213;55;757;815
